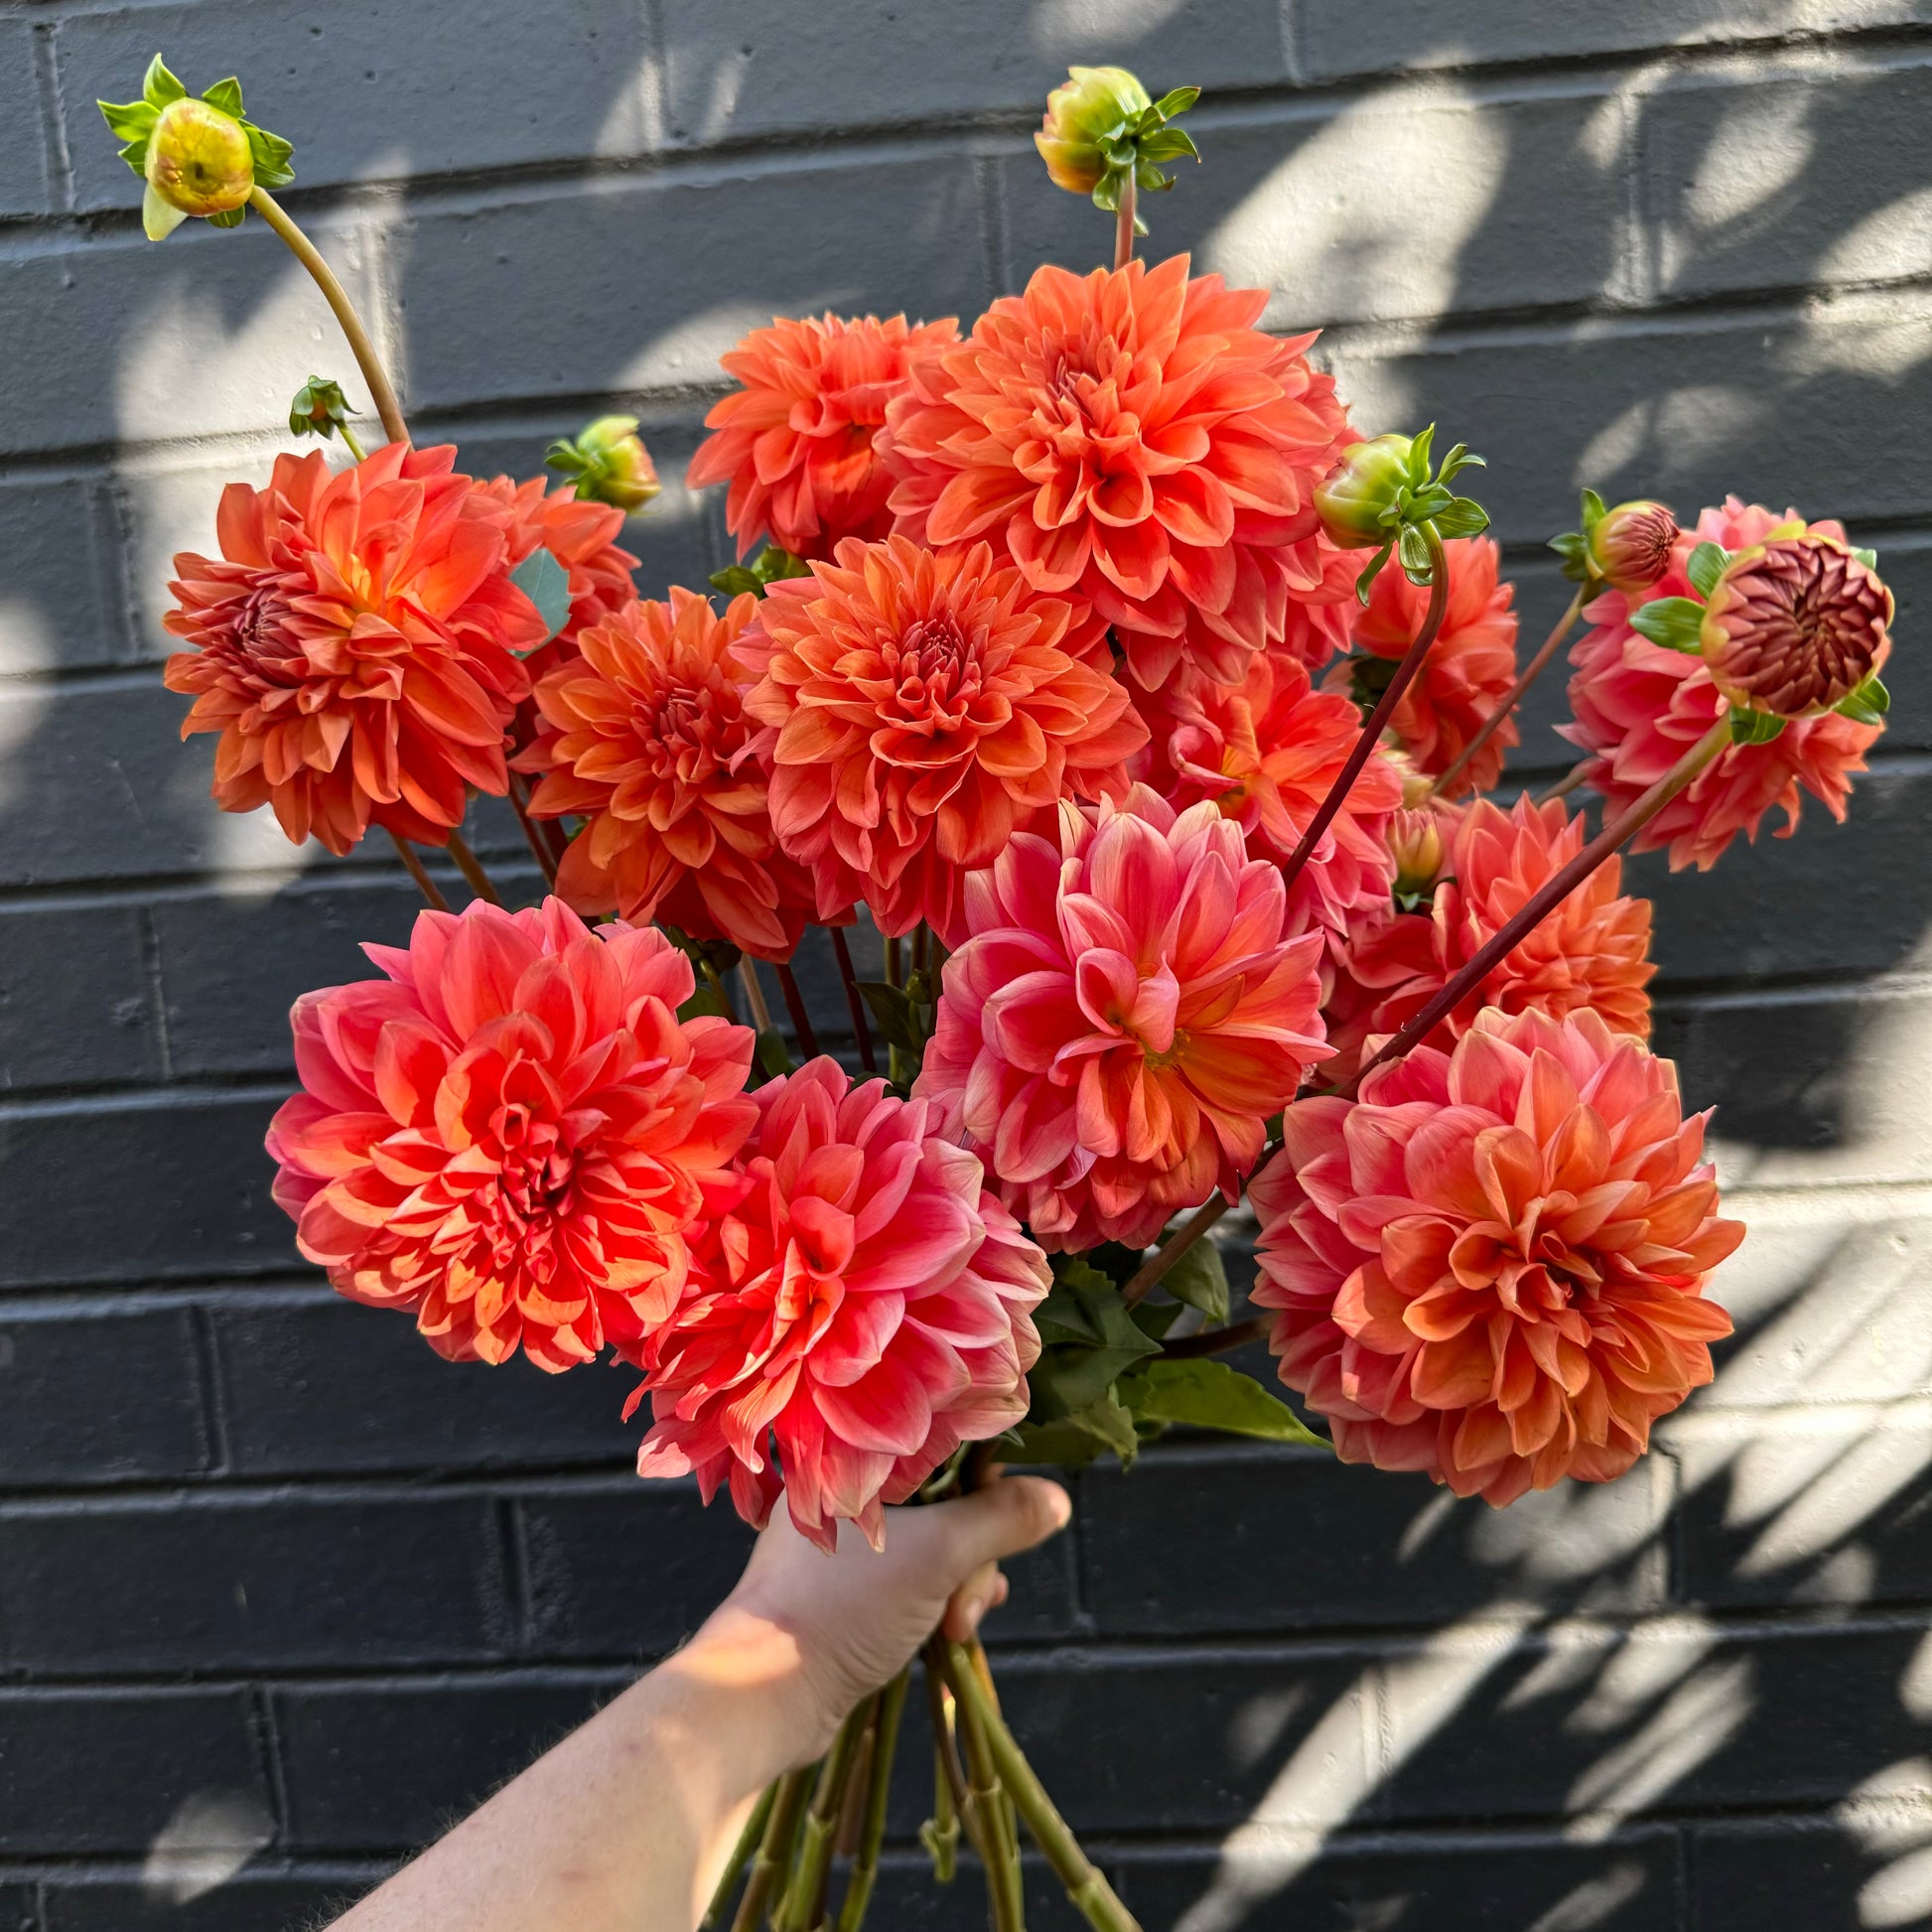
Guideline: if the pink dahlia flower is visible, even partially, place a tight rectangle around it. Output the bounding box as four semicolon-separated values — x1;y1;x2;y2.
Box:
630;1058;1050;1551
267;898;757;1373
1561;496;1883;871
914;787;1331;1252
1252;1006;1741;1505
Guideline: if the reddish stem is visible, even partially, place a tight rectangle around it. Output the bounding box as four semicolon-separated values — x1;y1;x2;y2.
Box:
774;960;820;1058
1162;1312;1271;1359
1279;524;1449;901
445;828;501;905
386;829;450;911
507;774;558;888
1430;585;1584;796
1113;175;1138;271
829;926;878;1073
1347;714;1732;1095
1539;759;1591;804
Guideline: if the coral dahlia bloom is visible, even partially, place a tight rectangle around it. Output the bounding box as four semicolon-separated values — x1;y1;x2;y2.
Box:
742;534;1148;944
518;589;827;960
165;444;544;855
914;787;1330;1252
1324;794;1654;1080
472;473;638;675
1252;1007;1742;1504
1136;646;1400;948
688;312;961;560
1562;497;1883;871
884;255;1353;690
267;898;758;1373
631;1058;1049;1551
1342;534;1519;799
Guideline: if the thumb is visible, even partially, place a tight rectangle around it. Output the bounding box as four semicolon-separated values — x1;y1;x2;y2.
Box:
936;1475;1072;1578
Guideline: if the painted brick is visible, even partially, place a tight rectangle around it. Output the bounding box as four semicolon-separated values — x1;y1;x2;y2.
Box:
0;903;159;1091
1294;0;1932;81
0;20;51;219
1116;1829;1678;1932
864;1853;1074;1930
395;160;987;417
276;1676;614;1851
0;1687;265;1855
215;1294;628;1476
0;1891;31;1932
1689;1816;1884;1931
1081;1443;1668;1637
0;1093;294;1288
1861;533;1932;749
44;1871;375;1932
57;1;658;213
999;88;1622;327
660;0;1288;146
0;479;128;675
0;1305;207;1485
0;1491;510;1672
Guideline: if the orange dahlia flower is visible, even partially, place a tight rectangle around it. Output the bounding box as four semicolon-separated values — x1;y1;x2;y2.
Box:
517;588;827;960
1561;497;1882;871
267;898;758;1373
1341;534;1519;799
914;787;1330;1252
742;534;1148;944
688;312;961;561
630;1057;1050;1551
1253;1006;1741;1504
1135;645;1400;948
165;444;544;855
884;255;1353;690
1324;793;1654;1080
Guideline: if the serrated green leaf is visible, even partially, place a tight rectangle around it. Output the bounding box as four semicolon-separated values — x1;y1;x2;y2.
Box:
1685;541;1729;601
1852;545;1879;571
1128;1299;1187;1341
1027;1267;1161;1421
1835;673;1889;726
1005;1389;1141;1469
1161;1236;1230;1323
1627;596;1706;654
1580;486;1607;531
143;54;187;108
202;75;244;117
1729;707;1788;745
1118;1358;1327;1447
509;546;573;646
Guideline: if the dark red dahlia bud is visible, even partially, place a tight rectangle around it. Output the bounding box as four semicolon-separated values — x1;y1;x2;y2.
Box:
1587;499;1678;595
1700;533;1892;718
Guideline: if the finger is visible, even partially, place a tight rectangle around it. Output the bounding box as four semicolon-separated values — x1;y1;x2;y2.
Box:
937;1474;1071;1577
941;1559;1003;1641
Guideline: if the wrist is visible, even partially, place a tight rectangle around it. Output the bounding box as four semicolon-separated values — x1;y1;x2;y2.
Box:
658;1599;833;1787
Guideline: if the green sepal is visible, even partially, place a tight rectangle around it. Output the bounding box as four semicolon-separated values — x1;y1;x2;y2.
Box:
202;75;244;117
1628;596;1706;653
142;179;189;240
1160;1234;1230;1323
509;547;573;647
1138;126;1198;166
708;544;811;601
99;56;296;199
1397;522;1433;582
1407;422;1437;482
290;374;357;440
1151;84;1201;119
1729;707;1788;746
1835;674;1890;727
97;95;159;173
1430;496;1490;540
1437;445;1485;483
1579;486;1608;533
1852;545;1879;571
144;54;188;107
1117;1358;1327;1448
1549;528;1591;584
206;205;245;228
1685;541;1730;601
1355;538;1396;604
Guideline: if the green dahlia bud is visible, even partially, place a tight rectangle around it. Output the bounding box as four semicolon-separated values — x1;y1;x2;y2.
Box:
545;415;661;514
1314;435;1417;550
146;95;253;219
1587;499;1679;596
1035;67;1154;195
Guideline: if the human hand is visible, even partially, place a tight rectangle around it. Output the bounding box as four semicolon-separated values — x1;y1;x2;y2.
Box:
681;1476;1072;1768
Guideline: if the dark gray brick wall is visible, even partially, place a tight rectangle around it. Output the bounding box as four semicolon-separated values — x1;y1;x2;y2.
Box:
1;3;1928;1926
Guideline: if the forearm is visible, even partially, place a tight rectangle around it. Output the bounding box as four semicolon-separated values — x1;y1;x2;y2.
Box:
332;1608;820;1932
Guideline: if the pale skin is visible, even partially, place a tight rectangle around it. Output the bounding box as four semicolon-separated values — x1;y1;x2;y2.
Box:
329;1474;1073;1932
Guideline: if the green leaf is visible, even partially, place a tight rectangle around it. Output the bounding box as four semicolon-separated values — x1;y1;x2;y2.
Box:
1152;85;1201;119
1579;486;1607;532
754;1029;794;1080
143;54;187;107
1852;545;1879;571
1729;707;1787;746
1355;539;1395;604
1118;1358;1327;1448
1627;596;1706;654
202;75;244;117
1161;1236;1230;1323
1027;1262;1161;1421
709;565;763;598
1128;1299;1188;1341
1685;541;1730;601
1430;496;1490;540
676;983;734;1023
1835;673;1890;726
857;980;932;1058
509;547;573;646
1005;1390;1141;1470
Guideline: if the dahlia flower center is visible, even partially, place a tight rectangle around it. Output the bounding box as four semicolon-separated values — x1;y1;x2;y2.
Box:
889;615;984;728
462;1099;580;1280
641;685;736;781
1712;539;1887;713
222;586;307;685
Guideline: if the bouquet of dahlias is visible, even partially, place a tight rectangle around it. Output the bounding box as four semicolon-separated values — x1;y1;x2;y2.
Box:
105;50;1896;1932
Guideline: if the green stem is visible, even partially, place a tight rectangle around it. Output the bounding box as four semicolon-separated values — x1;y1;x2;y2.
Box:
249;187;408;447
836;1671;911;1932
946;1644;1142;1932
940;1644;1026;1932
732;1766;816;1932
922;1636;984;1863
337;421;367;463
1539;759;1591;804
703;1782;776;1930
776;1702;875;1932
1430;584;1584;796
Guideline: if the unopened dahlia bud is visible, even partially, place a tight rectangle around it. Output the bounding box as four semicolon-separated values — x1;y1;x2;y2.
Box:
1389;805;1454;898
545;415;661;514
1700;532;1892;718
146;95;252;217
1587;499;1679;595
1036;66;1152;194
1314;435;1415;550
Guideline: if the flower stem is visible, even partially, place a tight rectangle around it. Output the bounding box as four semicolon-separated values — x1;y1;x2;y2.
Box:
1280;523;1449;901
837;1670;911;1932
1539;759;1591;804
829;927;878;1073
922;1636;986;1864
1349;713;1732;1094
1430;584;1584;796
386;829;450;911
776;1699;876;1932
939;1643;1026;1932
946;1642;1142;1932
248;187;408;448
775;960;821;1059
739;958;776;1035
1113;176;1138;271
702;1781;776;1930
732;1764;816;1932
338;421;367;463
506;774;558;888
921;1739;962;1882
703;957;741;1022
1161;1311;1272;1359
445;828;501;905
